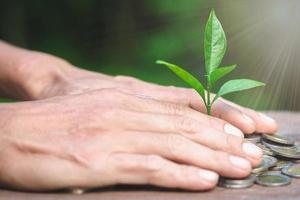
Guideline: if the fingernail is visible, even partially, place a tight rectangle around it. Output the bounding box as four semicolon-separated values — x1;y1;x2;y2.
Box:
224;124;244;138
259;113;276;123
229;155;250;170
198;169;218;182
242;142;263;159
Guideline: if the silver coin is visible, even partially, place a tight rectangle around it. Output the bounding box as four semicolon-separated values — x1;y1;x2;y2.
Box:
270;146;300;159
245;133;261;144
256;171;291;187
263;155;278;168
262;134;294;146
218;182;254;189
219;174;256;185
256;143;275;156
282;164;300;178
262;140;298;150
293;159;300;163
271;160;292;170
252;158;268;174
219;175;256;189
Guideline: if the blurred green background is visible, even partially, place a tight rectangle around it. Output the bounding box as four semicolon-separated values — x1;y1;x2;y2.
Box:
1;0;300;110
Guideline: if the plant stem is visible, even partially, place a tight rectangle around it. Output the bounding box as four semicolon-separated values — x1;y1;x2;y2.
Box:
207;105;211;115
206;85;211;115
206;75;212;115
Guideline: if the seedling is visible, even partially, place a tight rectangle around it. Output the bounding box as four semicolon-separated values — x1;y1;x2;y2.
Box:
156;9;265;115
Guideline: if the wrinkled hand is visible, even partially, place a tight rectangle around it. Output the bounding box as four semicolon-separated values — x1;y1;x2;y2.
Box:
0;51;279;191
1;88;264;191
33;53;277;135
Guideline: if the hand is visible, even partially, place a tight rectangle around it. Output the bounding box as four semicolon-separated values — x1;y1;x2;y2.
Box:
28;53;277;135
0;88;263;191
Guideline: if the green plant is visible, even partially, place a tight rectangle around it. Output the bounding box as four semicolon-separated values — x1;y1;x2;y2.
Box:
156;9;265;115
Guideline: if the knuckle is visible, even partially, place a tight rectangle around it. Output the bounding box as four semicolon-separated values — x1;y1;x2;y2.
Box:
110;154;165;174
109;153;130;169
166;134;187;156
178;166;217;190
224;134;244;154
213;101;228;118
209;153;226;172
204;151;221;171
164;103;185;115
207;117;216;128
144;155;165;171
109;153;149;172
176;117;198;133
207;117;225;130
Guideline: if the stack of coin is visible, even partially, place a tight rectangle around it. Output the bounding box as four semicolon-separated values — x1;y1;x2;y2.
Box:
218;175;256;189
256;171;291;187
219;133;300;188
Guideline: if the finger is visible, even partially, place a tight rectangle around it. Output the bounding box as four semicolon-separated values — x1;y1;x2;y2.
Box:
121;131;252;178
125;96;244;138
211;100;257;134
118;111;262;166
221;98;277;134
116;83;257;134
115;79;277;134
108;153;218;191
152;89;257;134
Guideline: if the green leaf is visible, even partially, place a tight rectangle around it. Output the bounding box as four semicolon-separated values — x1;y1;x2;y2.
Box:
214;79;265;102
209;64;236;86
156;60;206;103
204;9;227;74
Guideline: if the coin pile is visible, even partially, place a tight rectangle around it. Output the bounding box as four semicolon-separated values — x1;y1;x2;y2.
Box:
219;133;300;188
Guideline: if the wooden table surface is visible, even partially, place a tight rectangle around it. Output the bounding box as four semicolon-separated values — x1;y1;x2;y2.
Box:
1;112;300;200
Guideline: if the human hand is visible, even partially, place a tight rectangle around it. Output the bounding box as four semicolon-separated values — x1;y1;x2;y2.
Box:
26;52;277;135
0;88;263;191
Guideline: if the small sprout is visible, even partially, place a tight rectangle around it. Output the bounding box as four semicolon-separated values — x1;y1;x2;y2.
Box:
156;9;265;115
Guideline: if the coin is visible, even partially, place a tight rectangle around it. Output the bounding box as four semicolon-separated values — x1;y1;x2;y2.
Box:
262;139;298;151
256;171;291;187
271;160;292;170
270;146;300;159
218;175;256;189
256;143;275;156
262;134;295;146
245;133;261;144
220;132;299;189
293;159;300;163
263;155;278;168
252;158;269;174
282;164;300;178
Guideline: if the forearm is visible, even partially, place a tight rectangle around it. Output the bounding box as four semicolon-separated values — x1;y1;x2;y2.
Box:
0;41;70;100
